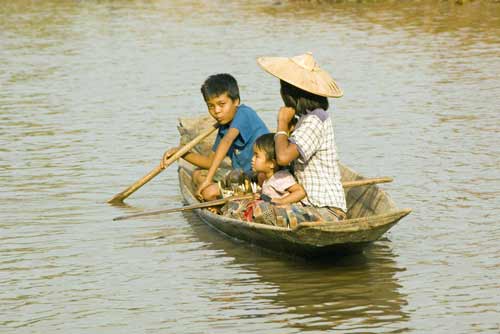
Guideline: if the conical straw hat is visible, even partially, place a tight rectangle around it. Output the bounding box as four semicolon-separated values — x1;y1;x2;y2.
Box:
257;52;343;98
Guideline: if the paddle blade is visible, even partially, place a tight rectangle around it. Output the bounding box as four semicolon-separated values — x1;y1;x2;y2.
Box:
107;123;217;204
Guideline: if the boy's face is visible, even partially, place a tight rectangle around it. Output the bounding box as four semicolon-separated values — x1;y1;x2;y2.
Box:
206;93;239;125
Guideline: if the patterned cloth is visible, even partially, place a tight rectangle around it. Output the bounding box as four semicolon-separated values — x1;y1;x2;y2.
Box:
261;169;297;199
288;108;347;212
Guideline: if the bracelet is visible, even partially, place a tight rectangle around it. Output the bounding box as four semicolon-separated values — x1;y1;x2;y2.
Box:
274;131;288;139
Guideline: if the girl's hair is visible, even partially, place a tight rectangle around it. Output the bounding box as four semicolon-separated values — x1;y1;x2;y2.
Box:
200;73;240;102
254;133;276;162
280;80;329;116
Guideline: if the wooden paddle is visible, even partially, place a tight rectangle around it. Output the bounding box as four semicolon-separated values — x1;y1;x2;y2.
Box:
113;176;393;221
342;177;393;188
113;193;255;221
107;123;218;204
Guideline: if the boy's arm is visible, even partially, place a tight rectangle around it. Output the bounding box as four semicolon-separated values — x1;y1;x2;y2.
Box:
272;183;306;205
161;147;214;169
182;151;214;169
196;127;239;196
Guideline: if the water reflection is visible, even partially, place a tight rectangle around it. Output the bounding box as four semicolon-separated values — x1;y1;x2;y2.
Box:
175;211;409;333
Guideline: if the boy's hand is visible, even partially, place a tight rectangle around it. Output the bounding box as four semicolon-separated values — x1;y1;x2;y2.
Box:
196;179;213;200
278;107;296;131
160;147;180;169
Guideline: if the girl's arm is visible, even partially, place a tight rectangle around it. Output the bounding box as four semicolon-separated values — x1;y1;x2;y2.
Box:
272;183;306;205
275;107;300;166
196;127;239;197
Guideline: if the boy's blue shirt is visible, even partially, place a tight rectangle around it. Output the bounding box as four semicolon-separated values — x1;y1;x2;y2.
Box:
212;104;269;172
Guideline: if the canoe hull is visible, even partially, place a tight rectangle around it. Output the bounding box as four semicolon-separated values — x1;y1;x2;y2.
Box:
195;209;371;256
178;166;411;258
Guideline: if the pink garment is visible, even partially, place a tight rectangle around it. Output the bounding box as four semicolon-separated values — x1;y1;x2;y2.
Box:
261;170;298;199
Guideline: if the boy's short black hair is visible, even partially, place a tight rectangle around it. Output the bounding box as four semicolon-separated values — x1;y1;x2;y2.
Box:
255;133;276;162
280;80;329;116
200;73;240;102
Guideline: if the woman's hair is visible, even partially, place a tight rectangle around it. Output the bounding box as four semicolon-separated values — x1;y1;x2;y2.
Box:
254;133;276;162
201;73;240;102
280;80;329;116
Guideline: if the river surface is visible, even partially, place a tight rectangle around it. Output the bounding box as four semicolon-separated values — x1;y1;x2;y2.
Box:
1;0;499;333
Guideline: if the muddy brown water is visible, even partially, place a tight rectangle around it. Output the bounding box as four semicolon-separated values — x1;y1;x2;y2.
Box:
1;1;499;333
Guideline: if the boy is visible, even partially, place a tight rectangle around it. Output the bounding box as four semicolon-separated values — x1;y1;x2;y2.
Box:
161;73;269;201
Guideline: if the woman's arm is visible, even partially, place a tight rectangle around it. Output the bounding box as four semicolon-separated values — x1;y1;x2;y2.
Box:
275;107;300;166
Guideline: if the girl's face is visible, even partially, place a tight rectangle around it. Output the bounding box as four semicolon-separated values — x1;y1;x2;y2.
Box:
251;146;274;175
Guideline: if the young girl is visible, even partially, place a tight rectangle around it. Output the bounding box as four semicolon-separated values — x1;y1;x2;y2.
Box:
251;133;305;205
257;52;347;221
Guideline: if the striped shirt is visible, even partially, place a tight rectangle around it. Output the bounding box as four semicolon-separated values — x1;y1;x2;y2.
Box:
289;109;347;212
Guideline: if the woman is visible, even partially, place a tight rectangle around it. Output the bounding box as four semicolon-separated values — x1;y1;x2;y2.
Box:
257;52;347;221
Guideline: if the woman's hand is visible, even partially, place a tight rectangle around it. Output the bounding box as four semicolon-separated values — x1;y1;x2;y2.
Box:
160;147;180;169
278;107;296;131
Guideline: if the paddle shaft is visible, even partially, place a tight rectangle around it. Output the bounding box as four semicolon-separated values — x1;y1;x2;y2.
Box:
107;124;218;204
113;177;393;221
113;193;255;221
342;177;393;188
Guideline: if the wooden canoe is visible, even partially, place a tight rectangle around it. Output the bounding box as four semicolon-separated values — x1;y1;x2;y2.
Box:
176;116;412;257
